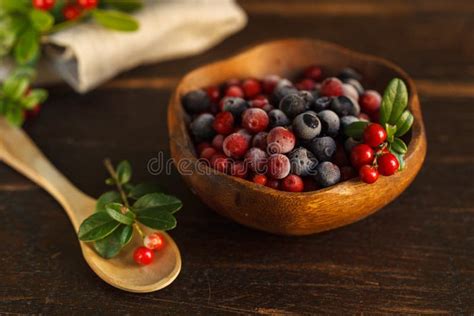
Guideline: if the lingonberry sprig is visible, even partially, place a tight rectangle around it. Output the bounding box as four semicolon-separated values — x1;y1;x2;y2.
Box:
0;0;143;126
77;159;182;264
345;78;413;184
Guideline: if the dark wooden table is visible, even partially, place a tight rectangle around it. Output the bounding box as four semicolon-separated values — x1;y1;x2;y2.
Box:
1;0;474;314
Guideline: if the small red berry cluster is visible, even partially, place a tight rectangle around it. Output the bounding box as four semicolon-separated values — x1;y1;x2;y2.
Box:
133;232;165;266
32;0;98;20
350;123;400;184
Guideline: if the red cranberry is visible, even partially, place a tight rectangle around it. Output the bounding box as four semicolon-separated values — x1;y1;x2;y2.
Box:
200;147;217;161
303;65;323;81
225;78;240;87
222;133;250;159
249;97;269;109
266;179;280;190
229;161;247;178
377;153;399;176
144;232;165;251
63;4;81;20
212;134;224;150
267;127;296;154
281;174;304;192
77;0;97;9
360;90;382;114
32;0;55;10
242;108;269;134
350;144;375;169
262;75;280;94
359;165;379;184
342;83;359;101
210;153;230;173
242;78;262;99
267;154;291;179
244;147;268;173
320;77;344;97
252;131;268;150
196;142;211;154
363;123;387;148
133;247;154;265
206;86;221;103
225;85;244;98
340;166;357;181
213;111;234;135
253;174;268;186
295;79;315;91
358;113;370;121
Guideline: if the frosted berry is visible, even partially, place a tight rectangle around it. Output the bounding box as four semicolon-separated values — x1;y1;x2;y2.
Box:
342;83;359;101
350;144;375;169
303;65;323;81
242;79;262;99
307;136;337;162
262;75;280;94
133;247;154;265
196;142;211;154
210;153;230;173
377;153;399;176
340;115;359;129
360;90;382;114
267;127;296;154
200;147;217;161
359;165;379;184
281;174;304;192
266;179;280;190
344;78;364;96
190;113;215;140
289;147;318;176
221;97;248;118
182;89;210;113
317;110;340;137
330;96;360;117
314;161;341;187
229;161;247;178
213;111;234;135
297;91;315;110
363;123;387;147
292;111;321;140
252;131;268;150
242;108;269;133
223;133;249;159
244;147;268;173
249;97;269;109
279;93;306;118
313;96;332;112
225;85;244;98
273;79;297;102
338;68;362;81
212;134;225;150
268;109;290;128
144;232;165;251
206;86;221;103
295;78;315;91
253;174;268;186
320;77;344;97
267;154;291;179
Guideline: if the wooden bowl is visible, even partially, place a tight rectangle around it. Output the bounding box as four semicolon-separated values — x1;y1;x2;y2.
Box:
168;38;427;235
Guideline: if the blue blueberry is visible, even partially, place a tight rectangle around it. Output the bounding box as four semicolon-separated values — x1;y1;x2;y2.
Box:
330;96;360;117
312;96;332;112
307;136;337;162
340;115;359;129
182;89;210;114
344;137;360;153
190;113;215;140
289;147;318;176
297;91;315;110
344;78;364;96
222;97;248;119
317;110;340;137
279;93;306;118
314;161;341;187
292;111;321;140
268;109;290;128
273;79;298;103
337;67;362;81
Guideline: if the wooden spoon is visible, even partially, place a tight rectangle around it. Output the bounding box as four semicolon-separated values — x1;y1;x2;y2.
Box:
0;117;181;293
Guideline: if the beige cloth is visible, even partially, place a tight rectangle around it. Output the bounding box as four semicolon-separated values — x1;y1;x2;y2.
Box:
2;0;247;93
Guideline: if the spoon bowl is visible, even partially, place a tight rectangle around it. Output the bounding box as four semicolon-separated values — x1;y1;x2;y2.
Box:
0;117;181;293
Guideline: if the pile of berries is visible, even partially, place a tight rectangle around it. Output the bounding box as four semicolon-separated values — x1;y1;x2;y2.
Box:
133;232;165;266
182;65;393;192
33;0;98;20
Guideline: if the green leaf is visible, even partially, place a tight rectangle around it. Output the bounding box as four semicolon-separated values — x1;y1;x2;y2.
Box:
390;137;408;155
0;0;29;13
133;193;182;213
21;89;48;109
105;177;115;185
380;78;408;125
136;206;177;231
105;203;136;225
95;191;121;212
92;9;139;32
344;121;369;139
29;9;54;32
93;224;132;259
385;123;397;143
3;75;29;100
392;152;405;171
394;110;414;137
14;28;39;64
5;106;24;126
104;0;143;12
128;183;164;200
116;160;132;184
78;212;120;242
0;27;16;57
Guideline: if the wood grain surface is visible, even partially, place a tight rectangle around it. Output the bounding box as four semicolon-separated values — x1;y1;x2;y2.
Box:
1;0;473;314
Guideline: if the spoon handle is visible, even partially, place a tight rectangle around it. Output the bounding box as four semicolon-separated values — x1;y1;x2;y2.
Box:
0;117;90;228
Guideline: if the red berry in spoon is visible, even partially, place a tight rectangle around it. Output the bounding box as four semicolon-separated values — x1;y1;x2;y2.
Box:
144;233;165;251
281;174;304;192
32;0;55;10
133;247;154;265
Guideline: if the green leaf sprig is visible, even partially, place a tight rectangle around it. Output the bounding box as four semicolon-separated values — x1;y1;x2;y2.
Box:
0;0;143;126
344;78;413;170
78;159;182;259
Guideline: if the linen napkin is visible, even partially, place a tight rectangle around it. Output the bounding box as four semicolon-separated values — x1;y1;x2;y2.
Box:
3;0;247;93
